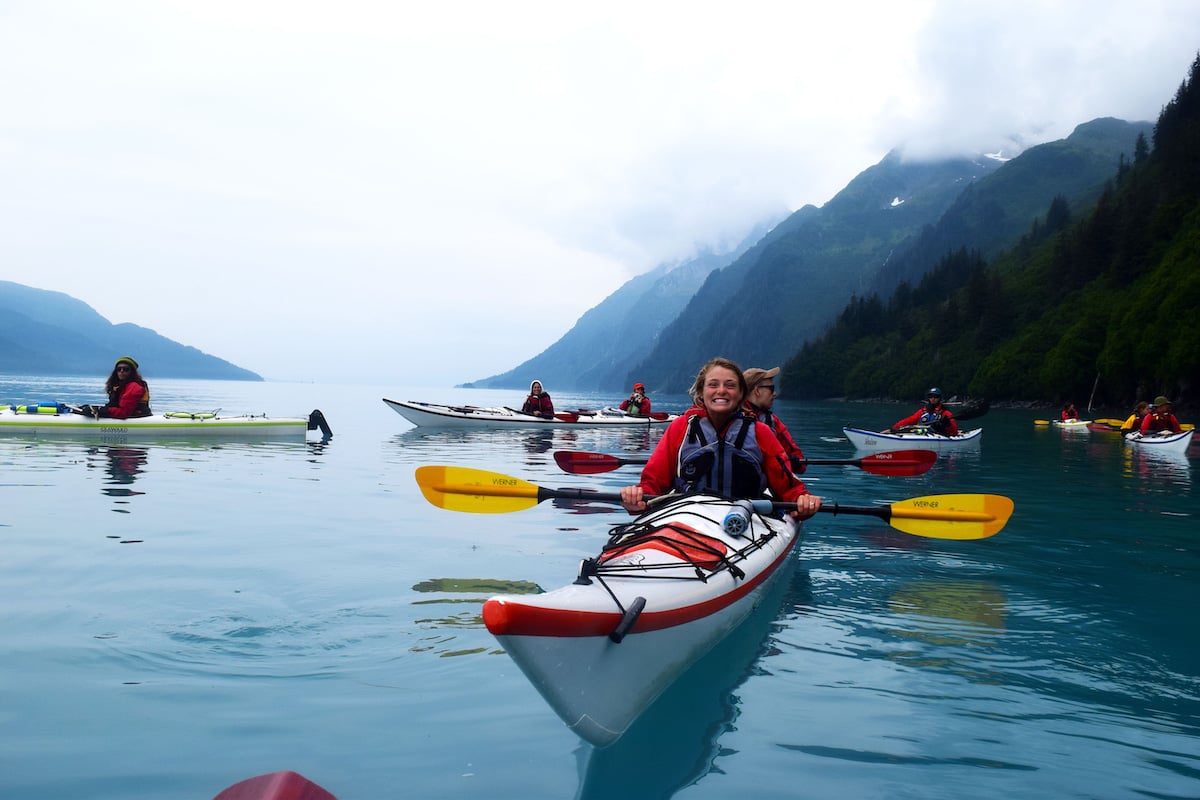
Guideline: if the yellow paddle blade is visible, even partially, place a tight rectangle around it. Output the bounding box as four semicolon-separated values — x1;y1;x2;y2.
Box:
886;494;1013;539
1033;419;1051;426
415;465;543;514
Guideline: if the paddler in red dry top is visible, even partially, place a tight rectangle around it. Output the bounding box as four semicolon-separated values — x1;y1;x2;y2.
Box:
619;382;652;417
1140;396;1183;434
619;357;820;520
883;387;959;436
76;356;153;419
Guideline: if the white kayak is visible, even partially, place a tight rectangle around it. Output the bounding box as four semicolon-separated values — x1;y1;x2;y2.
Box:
383;398;675;428
0;404;331;441
1123;429;1194;454
1052;418;1092;430
842;425;982;452
482;493;800;747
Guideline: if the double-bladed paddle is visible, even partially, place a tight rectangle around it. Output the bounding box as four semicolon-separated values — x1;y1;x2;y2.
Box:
414;465;1013;540
552;448;937;476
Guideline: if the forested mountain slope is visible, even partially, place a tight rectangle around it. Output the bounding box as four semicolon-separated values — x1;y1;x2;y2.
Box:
783;56;1200;408
626;152;1002;392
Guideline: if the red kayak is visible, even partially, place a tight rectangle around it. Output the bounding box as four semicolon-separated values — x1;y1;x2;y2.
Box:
213;771;336;800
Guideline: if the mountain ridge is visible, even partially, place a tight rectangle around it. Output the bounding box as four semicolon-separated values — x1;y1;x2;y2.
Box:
0;281;263;380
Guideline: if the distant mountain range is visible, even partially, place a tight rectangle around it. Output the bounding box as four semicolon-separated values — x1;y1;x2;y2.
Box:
0;281;261;380
465;117;1152;395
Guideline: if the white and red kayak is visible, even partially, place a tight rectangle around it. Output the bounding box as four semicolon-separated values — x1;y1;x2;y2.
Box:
842;425;982;452
1124;429;1194;454
383;398;675;428
482;493;800;747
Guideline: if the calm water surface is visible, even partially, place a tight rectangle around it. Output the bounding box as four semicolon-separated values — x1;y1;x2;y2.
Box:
1;378;1197;799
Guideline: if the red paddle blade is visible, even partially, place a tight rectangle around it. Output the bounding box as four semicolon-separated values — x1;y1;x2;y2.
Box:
858;449;937;476
213;771;337;800
553;450;628;474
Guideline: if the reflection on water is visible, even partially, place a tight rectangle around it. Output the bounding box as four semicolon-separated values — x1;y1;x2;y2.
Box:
4;438;330;515
94;446;148;487
304;435;334;459
887;579;1007;634
550;497;623;516
1120;447;1193;490
522;431;555;454
387;426;661;472
885;579;1008;676
408;577;540;657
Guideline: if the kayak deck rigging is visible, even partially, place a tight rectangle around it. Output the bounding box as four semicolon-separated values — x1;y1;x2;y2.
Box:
589;501;780;582
568;496;784;641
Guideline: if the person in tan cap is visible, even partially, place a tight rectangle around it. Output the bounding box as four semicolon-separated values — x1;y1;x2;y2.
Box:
1140;396;1182;434
619;382;652;417
742;366;807;473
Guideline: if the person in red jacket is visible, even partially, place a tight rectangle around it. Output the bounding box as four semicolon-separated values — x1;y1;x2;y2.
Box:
619;382;652;417
619;357;820;521
1061;402;1080;421
520;380;554;418
743;366;806;473
883;387;958;436
1140;396;1183;434
78;356;152;419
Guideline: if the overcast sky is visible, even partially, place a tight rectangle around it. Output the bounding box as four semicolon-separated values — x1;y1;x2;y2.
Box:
2;1;1197;386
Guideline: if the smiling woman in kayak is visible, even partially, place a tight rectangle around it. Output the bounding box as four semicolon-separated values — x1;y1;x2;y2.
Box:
520;380;554;418
619;357;820;519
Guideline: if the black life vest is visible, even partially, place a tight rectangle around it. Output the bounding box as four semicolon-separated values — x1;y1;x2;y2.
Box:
674;412;767;498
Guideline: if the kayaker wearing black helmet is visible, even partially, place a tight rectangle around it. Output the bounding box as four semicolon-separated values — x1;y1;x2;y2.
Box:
883;387;958;436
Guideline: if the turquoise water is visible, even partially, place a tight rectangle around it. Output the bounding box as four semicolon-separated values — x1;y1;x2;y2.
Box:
1;377;1197;800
